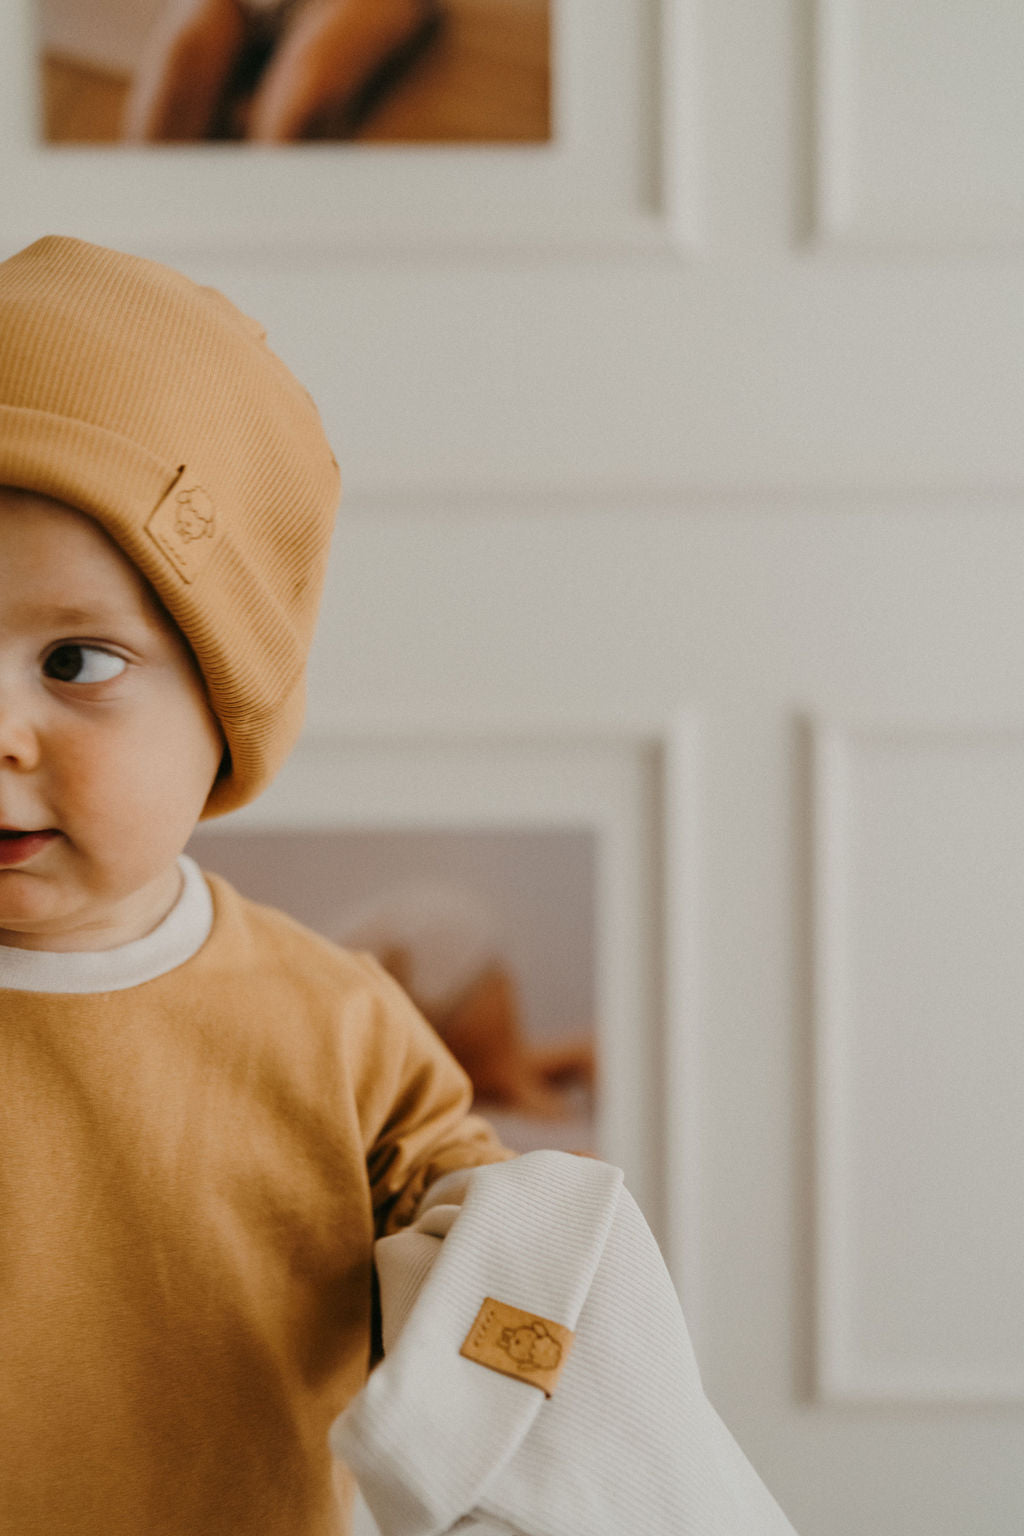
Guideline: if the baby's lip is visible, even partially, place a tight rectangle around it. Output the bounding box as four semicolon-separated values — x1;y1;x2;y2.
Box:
0;827;60;866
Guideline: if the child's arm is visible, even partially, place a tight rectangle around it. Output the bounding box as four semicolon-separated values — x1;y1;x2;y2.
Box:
347;952;515;1239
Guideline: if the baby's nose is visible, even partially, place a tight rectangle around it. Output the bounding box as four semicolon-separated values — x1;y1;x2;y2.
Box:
0;690;42;772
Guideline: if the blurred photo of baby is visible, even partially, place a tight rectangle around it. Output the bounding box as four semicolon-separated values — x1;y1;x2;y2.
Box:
333;879;596;1122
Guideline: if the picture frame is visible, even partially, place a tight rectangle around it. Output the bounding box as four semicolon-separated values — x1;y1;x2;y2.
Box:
187;725;701;1272
188;819;600;1158
2;0;701;257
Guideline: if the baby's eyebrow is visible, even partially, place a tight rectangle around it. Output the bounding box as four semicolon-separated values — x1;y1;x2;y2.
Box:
12;600;142;632
35;605;105;626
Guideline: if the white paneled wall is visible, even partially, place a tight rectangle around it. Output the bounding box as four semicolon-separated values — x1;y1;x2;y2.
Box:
814;0;1024;247
814;724;1024;1404
7;1;1024;1531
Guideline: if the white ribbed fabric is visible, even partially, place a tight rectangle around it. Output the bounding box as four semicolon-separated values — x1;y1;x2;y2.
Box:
331;1151;799;1536
0;855;212;992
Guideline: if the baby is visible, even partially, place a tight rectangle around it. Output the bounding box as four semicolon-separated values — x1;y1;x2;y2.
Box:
121;0;441;141
0;236;799;1536
0;235;511;1532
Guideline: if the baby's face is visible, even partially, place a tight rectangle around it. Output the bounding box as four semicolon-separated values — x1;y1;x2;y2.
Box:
0;488;224;950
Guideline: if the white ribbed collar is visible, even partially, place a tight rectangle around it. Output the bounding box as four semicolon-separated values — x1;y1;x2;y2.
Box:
0;855;213;994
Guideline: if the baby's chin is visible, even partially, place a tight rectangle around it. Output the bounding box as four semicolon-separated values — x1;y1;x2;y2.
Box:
0;862;185;951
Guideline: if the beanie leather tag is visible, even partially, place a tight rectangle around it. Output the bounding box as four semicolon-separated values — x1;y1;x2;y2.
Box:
145;472;217;583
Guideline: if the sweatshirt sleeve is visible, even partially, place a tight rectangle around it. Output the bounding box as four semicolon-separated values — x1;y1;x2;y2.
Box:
345;952;514;1237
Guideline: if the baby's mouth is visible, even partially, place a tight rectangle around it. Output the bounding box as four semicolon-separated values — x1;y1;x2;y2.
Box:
0;828;60;866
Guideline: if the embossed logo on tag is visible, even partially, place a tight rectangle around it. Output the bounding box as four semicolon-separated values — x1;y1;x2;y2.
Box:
460;1297;575;1397
145;473;216;583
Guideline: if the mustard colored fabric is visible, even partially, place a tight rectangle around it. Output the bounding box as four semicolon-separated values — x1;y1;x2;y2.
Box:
0;873;509;1534
0;235;341;817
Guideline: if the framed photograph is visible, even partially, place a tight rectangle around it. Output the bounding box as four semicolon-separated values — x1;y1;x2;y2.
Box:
1;0;699;254
185;730;678;1229
36;0;552;147
188;822;599;1157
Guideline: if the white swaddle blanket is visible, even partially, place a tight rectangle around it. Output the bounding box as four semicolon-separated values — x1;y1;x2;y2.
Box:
331;1151;798;1536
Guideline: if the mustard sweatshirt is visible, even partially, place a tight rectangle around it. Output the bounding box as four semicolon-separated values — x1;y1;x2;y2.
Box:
0;871;509;1535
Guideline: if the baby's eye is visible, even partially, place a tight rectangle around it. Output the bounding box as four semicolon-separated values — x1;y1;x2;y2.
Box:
44;644;127;684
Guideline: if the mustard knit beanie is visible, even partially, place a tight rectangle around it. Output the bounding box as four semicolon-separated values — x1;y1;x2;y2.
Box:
0;235;340;816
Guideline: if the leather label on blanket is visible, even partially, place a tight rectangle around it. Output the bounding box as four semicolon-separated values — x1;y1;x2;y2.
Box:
460;1297;575;1397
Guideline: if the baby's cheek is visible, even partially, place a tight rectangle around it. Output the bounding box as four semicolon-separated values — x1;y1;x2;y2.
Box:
51;733;117;809
56;728;162;828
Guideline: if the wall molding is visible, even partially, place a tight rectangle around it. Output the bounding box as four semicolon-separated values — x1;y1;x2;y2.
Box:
338;482;1024;518
811;716;1024;1404
811;0;1024;252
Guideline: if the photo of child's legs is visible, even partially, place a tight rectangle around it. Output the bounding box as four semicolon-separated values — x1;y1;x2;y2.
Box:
41;0;550;145
122;0;245;140
122;0;442;141
247;0;438;141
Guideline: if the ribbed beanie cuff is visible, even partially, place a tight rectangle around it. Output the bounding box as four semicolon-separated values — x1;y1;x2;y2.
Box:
0;236;341;816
